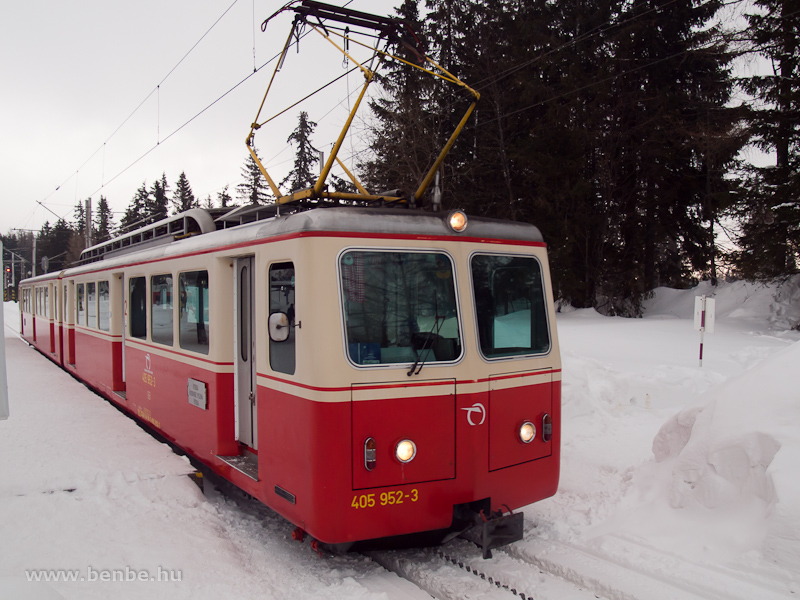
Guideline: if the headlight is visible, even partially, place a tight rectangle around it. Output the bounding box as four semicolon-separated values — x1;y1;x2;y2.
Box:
519;421;536;444
447;210;468;233
395;439;416;463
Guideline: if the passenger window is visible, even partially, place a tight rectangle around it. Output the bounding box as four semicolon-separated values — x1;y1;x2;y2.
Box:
87;282;97;328
179;271;209;354
98;281;110;331
269;262;295;375
151;274;173;346
129;277;147;339
44;287;49;318
76;284;86;326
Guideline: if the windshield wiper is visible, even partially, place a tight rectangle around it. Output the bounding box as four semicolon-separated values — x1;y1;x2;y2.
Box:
408;293;444;377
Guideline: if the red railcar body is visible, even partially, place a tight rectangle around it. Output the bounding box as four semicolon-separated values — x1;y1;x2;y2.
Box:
19;206;561;552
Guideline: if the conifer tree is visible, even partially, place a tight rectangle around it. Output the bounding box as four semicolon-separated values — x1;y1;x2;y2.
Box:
217;185;233;208
736;0;800;277
171;172;197;214
281;111;320;193
361;0;441;202
149;173;170;221
120;183;150;232
73;200;87;236
37;219;73;272
237;149;271;205
94;196;114;244
364;0;744;314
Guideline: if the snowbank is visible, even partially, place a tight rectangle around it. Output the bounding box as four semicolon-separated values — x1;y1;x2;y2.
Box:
645;276;800;330
653;339;800;570
3;275;800;598
535;276;800;591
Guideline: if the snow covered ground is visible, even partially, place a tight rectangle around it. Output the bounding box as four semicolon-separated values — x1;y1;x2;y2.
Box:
1;277;799;599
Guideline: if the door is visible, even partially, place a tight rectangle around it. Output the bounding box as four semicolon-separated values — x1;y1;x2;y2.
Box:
234;256;257;449
119;274;126;385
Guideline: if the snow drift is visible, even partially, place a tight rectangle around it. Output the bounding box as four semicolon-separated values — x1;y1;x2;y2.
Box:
653;339;800;571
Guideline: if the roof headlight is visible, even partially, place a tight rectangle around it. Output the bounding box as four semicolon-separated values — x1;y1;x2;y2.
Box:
447;210;468;233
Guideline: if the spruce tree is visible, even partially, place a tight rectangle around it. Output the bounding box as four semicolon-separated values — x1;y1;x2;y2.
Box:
149;173;170;221
217;185;233;208
361;0;440;200
73;200;86;237
360;0;745;311
172;172;197;214
736;0;800;277
94;196;114;243
281;111;320;193
120;183;150;232
237;149;271;205
37;219;73;272
596;0;743;312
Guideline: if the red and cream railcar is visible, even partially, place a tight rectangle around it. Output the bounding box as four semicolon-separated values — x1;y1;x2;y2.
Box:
19;205;561;554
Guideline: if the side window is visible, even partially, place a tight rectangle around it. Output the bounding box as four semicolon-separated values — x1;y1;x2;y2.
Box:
179;271;209;354
98;281;110;332
151;274;173;346
76;284;86;326
87;282;97;328
129;277;147;339
269;262;295;375
44;287;49;318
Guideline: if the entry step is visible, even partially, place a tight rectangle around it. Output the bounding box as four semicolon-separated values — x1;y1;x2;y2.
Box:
216;454;259;481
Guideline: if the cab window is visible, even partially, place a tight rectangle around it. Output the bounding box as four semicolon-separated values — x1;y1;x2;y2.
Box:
269;262;295;374
471;254;550;359
129;277;147;339
340;250;461;366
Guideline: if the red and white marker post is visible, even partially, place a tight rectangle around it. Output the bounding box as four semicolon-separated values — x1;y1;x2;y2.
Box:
0;241;8;419
693;294;716;367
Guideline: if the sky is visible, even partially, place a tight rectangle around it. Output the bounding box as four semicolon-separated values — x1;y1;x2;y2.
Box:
0;0;401;236
1;1;774;240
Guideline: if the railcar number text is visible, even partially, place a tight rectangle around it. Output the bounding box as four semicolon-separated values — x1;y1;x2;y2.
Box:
351;489;418;509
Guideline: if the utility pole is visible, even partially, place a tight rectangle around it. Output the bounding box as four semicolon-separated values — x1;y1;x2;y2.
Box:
85;198;93;248
0;241;10;420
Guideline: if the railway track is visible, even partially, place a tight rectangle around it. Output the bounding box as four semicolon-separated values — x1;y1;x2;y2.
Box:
507;535;794;600
367;539;605;600
204;471;794;600
368;531;795;600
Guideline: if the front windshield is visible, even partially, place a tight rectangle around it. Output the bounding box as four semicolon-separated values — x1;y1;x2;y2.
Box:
471;254;550;358
340;250;461;366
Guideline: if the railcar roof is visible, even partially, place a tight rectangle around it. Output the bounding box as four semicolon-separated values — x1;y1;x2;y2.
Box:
23;207;544;281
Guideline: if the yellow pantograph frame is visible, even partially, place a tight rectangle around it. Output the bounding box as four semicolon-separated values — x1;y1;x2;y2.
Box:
246;20;480;206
